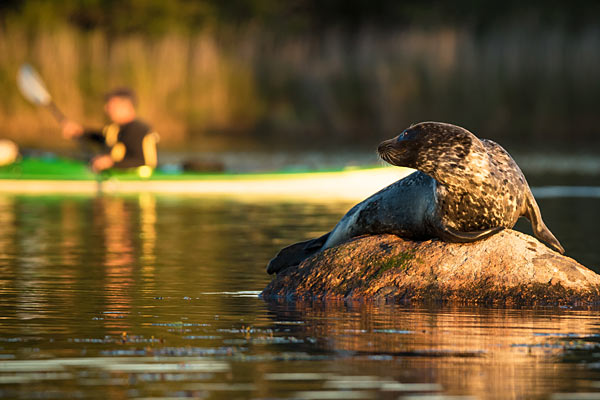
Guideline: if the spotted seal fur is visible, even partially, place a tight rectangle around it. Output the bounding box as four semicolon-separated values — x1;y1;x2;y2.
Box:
267;122;563;274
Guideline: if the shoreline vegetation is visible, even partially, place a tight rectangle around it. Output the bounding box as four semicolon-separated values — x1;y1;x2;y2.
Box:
1;2;600;152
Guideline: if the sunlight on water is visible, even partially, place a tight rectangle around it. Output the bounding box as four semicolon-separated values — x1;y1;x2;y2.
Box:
533;186;600;198
0;188;599;399
201;290;264;297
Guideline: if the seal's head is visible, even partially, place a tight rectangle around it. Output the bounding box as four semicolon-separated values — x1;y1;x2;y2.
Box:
377;122;489;189
378;122;481;174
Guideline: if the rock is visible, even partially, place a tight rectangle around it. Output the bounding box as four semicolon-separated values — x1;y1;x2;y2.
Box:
261;230;600;306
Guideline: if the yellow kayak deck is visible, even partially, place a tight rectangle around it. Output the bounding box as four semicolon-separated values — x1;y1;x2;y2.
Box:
0;167;413;201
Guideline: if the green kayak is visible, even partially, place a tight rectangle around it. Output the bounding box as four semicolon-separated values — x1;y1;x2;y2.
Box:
0;156;410;199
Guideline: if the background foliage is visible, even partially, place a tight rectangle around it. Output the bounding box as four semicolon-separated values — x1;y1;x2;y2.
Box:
1;0;599;151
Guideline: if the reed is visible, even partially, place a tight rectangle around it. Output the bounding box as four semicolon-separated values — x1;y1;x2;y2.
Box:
1;24;599;151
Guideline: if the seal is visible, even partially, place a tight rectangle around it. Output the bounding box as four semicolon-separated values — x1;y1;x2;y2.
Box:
266;121;564;274
377;121;563;251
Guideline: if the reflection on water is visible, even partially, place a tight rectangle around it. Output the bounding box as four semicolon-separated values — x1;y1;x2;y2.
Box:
266;302;600;399
0;186;598;399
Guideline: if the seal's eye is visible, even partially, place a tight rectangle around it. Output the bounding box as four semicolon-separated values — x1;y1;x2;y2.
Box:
397;129;417;141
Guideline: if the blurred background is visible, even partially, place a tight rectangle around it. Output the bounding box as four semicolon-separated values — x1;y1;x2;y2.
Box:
3;4;600;399
1;0;600;159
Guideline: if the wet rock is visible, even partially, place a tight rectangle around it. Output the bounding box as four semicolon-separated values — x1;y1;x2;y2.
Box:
261;230;600;306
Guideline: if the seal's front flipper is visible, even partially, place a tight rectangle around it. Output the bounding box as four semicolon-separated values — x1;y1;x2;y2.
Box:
435;224;504;243
524;191;565;254
266;232;330;275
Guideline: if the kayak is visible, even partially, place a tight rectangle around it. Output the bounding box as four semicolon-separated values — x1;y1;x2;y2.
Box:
0;157;412;200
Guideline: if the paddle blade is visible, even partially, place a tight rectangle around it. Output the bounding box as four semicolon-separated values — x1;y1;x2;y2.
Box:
17;64;52;106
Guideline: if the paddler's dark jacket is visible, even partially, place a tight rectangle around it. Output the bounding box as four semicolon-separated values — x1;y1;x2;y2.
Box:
83;120;159;169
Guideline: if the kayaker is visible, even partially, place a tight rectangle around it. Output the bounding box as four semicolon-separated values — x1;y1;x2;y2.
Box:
61;87;159;176
0;139;19;166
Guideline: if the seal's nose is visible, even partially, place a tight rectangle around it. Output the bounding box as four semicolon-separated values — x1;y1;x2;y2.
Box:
377;138;395;157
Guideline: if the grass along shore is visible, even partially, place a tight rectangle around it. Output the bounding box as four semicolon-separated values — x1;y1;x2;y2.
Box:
1;24;600;151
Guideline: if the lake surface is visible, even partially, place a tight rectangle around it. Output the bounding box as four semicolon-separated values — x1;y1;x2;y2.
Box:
1;179;600;399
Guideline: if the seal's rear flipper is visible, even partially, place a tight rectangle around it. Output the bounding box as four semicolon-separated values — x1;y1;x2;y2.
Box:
524;192;565;254
436;224;504;243
266;232;330;275
303;232;330;251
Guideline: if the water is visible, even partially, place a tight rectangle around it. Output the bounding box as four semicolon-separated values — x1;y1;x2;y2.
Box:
0;181;600;400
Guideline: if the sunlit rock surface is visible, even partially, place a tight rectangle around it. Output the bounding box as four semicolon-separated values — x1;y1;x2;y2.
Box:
262;230;600;306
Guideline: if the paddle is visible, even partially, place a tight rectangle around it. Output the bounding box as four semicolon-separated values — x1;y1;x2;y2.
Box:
15;63;106;180
17;63;66;123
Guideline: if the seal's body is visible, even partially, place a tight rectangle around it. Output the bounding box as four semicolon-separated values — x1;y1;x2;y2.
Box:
322;171;437;248
267;122;564;275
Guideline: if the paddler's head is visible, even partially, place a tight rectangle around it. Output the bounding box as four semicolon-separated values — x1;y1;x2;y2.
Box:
104;87;137;125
